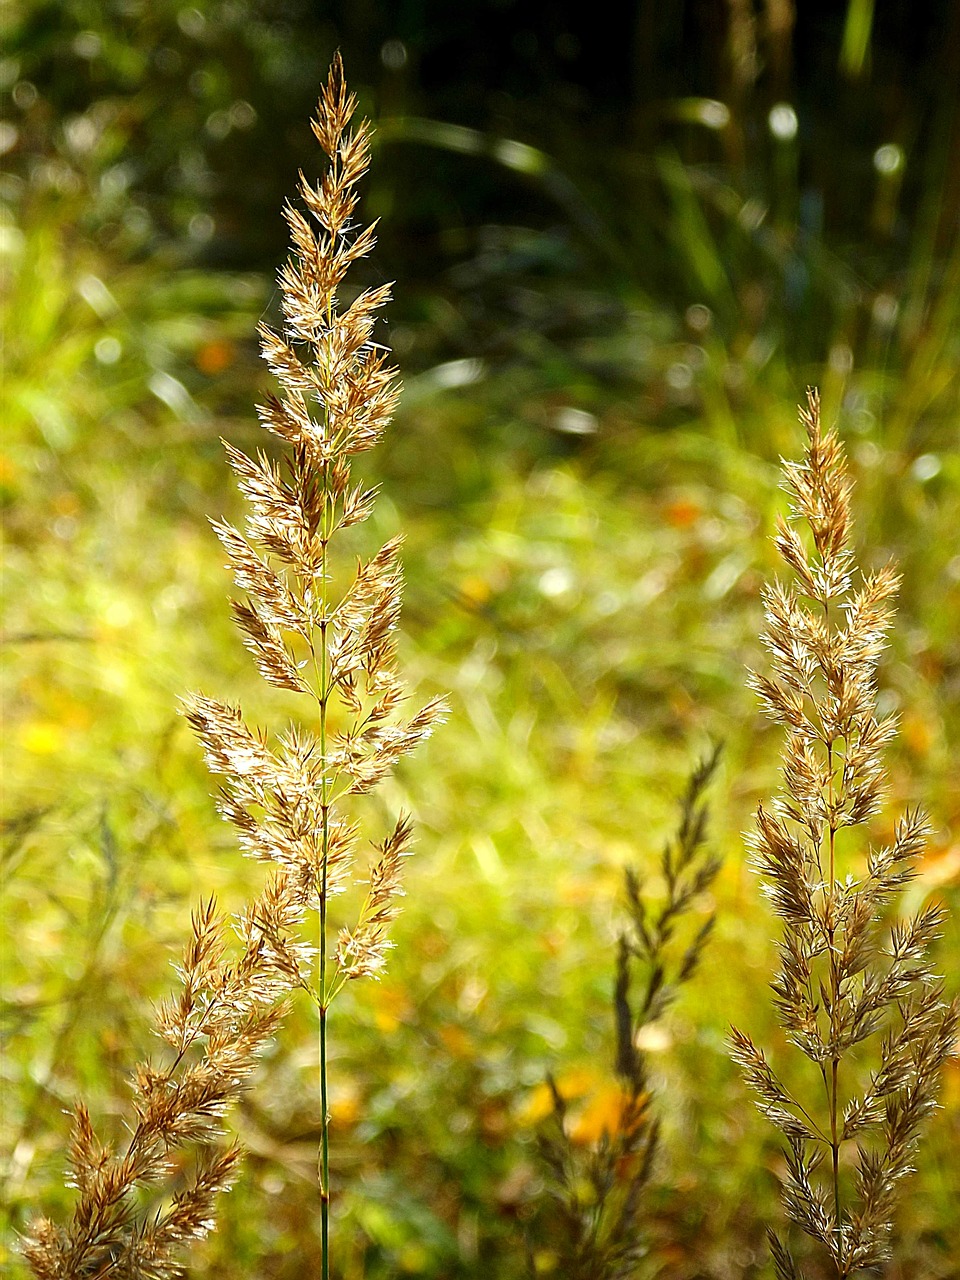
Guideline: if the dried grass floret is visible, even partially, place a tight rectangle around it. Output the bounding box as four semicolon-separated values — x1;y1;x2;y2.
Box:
731;390;959;1278
23;888;301;1278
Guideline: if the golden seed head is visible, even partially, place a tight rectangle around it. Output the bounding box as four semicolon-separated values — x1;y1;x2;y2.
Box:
732;390;958;1276
27;56;446;1279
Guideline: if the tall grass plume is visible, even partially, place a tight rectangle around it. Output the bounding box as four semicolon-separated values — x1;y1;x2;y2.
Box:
186;52;447;1276
730;390;958;1278
24;53;445;1279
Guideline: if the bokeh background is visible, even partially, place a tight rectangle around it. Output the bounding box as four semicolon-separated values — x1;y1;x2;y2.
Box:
2;2;959;1276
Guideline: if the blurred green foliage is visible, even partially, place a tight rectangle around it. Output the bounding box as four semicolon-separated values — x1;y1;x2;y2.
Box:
2;2;959;1277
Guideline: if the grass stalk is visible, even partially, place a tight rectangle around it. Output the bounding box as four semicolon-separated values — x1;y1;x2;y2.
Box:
23;54;446;1280
534;747;722;1279
731;389;959;1279
185;53;447;1275
23;889;309;1278
318;459;331;1275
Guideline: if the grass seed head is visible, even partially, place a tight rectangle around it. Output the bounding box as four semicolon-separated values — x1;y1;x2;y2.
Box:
25;55;446;1279
731;390;958;1276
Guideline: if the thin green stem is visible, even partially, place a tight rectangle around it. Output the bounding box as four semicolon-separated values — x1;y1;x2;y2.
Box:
823;597;842;1267
319;1002;329;1280
318;456;331;1280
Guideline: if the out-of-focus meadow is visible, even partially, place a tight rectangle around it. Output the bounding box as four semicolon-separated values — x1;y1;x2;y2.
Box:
2;3;959;1276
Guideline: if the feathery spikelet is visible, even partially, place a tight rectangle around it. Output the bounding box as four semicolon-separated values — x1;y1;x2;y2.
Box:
535;747;722;1279
730;390;959;1278
22;891;304;1278
185;53;446;1273
187;54;445;983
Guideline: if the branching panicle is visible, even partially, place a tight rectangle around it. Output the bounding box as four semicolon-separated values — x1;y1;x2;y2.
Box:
185;53;446;1278
187;52;446;1005
23;890;298;1278
535;748;722;1279
732;390;958;1277
24;55;443;1280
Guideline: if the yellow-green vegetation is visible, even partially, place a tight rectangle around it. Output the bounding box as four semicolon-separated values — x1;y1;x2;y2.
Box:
3;6;959;1279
